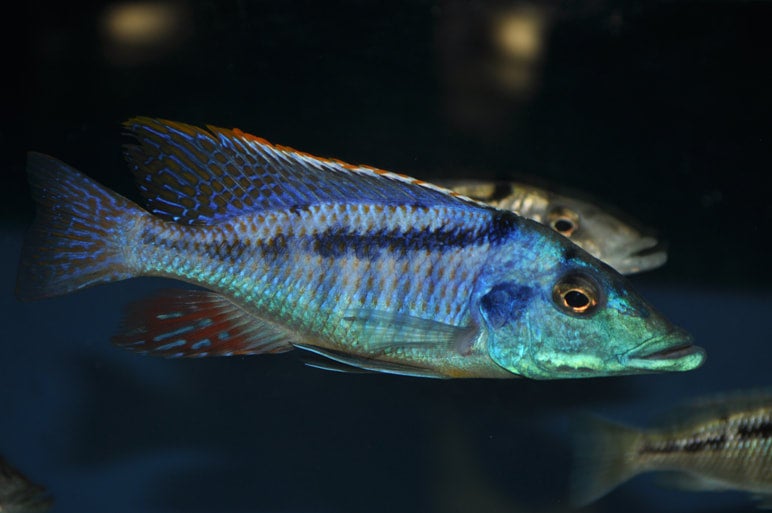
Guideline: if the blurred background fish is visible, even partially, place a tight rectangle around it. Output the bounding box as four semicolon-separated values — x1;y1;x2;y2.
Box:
0;455;52;513
440;179;666;275
571;389;772;508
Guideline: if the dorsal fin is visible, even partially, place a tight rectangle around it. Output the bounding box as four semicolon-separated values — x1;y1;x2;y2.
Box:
123;117;483;225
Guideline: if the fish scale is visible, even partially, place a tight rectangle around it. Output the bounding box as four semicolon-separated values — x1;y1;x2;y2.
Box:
638;407;772;485
17;118;705;379
439;179;669;275
572;391;772;507
132;203;490;349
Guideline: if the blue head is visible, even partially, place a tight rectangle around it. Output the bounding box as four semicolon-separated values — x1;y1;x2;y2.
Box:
472;216;704;379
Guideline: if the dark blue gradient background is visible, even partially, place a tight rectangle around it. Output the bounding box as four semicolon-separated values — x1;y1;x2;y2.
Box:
5;1;771;512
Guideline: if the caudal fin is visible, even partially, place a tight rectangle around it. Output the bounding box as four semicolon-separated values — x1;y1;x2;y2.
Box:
570;413;643;507
16;152;144;300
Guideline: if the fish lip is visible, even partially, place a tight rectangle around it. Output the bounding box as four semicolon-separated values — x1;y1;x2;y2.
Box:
627;235;659;253
614;251;668;275
603;237;668;274
601;234;659;255
622;330;706;371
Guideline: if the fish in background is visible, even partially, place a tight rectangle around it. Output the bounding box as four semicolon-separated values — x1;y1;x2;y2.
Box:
571;389;772;508
16;118;704;379
440;180;666;275
0;455;52;513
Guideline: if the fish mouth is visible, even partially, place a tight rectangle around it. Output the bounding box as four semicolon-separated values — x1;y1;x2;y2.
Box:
628;236;664;257
609;237;668;274
623;329;706;372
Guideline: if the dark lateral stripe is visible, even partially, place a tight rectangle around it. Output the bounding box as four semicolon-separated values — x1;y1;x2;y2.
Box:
640;433;727;454
737;419;772;440
142;228;253;261
142;208;519;261
312;209;518;258
312;227;478;259
683;434;727;452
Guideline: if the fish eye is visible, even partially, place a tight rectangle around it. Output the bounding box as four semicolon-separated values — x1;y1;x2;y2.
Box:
552;273;600;316
548;207;579;236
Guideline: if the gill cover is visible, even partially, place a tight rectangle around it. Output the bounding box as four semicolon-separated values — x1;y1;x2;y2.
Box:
478;281;535;375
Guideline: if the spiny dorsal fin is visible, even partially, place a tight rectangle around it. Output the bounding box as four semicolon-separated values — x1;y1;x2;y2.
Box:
123;117;485;225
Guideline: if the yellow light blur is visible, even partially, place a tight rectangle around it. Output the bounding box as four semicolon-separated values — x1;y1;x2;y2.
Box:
493;7;547;61
101;1;189;66
103;2;180;46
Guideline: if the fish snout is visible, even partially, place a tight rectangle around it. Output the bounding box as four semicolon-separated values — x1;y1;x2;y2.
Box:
621;328;706;372
604;236;668;275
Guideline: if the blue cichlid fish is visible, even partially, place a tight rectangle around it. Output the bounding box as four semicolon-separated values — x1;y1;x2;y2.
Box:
16;118;705;379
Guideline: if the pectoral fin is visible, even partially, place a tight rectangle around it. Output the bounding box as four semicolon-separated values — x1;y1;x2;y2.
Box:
342;309;479;355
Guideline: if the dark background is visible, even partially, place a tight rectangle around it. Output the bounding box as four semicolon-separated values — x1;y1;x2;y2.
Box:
4;1;771;512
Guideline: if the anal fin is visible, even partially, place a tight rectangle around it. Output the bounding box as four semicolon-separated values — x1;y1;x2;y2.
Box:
113;289;294;357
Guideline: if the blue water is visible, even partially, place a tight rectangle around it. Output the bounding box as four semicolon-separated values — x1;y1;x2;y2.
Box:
7;1;771;512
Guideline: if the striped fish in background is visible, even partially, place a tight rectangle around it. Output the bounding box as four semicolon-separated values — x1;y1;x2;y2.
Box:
440;179;667;275
571;389;772;508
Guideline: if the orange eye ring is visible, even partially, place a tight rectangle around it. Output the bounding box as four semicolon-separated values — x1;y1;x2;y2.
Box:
552;273;600;316
548;207;579;237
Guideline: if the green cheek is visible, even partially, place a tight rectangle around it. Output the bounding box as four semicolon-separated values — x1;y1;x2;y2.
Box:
488;335;527;374
530;351;620;378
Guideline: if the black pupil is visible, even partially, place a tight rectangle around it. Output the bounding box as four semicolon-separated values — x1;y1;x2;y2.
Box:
564;290;589;309
554;219;574;233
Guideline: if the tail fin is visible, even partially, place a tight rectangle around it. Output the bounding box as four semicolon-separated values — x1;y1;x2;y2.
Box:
16;152;144;300
570;413;642;507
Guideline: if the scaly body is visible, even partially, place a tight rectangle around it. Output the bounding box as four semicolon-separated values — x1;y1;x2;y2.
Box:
17;118;705;379
440;179;666;274
637;406;772;491
130;202;513;377
572;390;772;507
